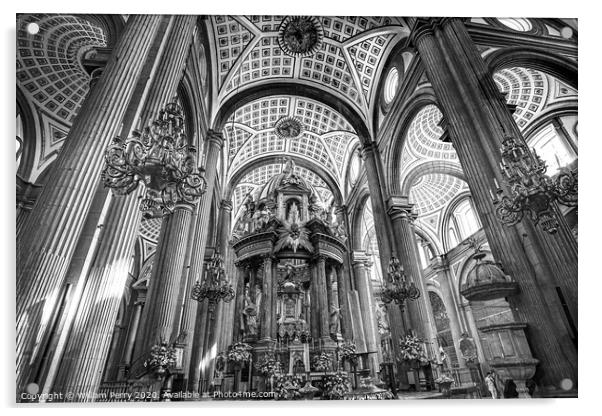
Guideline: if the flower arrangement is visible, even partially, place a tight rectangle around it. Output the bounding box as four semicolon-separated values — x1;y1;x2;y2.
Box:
226;342;253;365
255;354;282;378
311;352;332;372
323;372;351;400
274;375;303;400
337;341;358;366
143;341;177;370
398;334;429;364
434;374;454;384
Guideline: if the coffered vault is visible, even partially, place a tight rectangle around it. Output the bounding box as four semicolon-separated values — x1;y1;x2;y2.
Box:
209;15;410;123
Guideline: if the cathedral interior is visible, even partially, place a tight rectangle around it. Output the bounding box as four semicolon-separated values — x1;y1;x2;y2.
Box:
15;14;578;401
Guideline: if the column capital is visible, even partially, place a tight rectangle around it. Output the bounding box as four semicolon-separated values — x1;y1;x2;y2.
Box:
352;251;371;268
312;254;328;264
335;204;348;215
260;253;276;265
220;199;233;212
409;17;466;46
360;141;378;160
172;201;197;213
206;129;225;149
386;195;417;222
430;255;450;273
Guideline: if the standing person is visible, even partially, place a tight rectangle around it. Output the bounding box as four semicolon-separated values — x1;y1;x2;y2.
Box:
485;372;499;399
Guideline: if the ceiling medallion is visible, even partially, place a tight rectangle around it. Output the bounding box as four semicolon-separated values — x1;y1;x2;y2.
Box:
277;16;324;58
274;116;305;139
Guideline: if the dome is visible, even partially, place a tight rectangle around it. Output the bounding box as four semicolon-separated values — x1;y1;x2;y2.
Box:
251;158;320;204
461;252;518;301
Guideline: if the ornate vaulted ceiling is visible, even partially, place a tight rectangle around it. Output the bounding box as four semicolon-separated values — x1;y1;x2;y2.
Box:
17;13;107;181
399;66;577;250
224;94;360;216
208;16;410;124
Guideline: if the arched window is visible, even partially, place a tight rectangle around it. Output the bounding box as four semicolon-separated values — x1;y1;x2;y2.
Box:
528;120;577;176
16;111;24;170
416;234;435;270
383;66;399;104
497;18;533;32
446;197;481;249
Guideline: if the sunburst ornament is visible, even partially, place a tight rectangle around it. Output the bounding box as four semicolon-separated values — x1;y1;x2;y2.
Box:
277;16;324;58
273;116;305;140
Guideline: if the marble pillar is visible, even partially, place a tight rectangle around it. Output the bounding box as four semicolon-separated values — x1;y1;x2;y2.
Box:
315;256;331;342
386;196;439;355
16;14;163;394
352;253;380;375
135;203;195;369
214;200;234;353
260;256;274;343
411;17;577;389
121;301;144;376
360;142;407;364
335;264;352;341
432;256;466;368
178;131;224;391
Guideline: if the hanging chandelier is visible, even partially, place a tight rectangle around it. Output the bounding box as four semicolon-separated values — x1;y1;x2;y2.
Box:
102;100;207;214
381;257;420;311
191;251;235;304
492;129;577;234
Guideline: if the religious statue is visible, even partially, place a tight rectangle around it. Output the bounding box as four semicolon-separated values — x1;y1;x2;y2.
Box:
287;201;300;224
459;332;478;364
329;305;341;335
375;303;391;336
241;291;258;337
281;158;303;186
232;219;247;240
240;192;256;234
254;205;272;231
283;157;296;176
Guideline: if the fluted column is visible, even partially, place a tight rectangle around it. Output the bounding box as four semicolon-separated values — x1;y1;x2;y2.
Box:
310;262;321;341
352;253;379;375
16;14;163;394
232;265;247;343
197;198;235;390
386;197;439;353
360;141;407;361
136;15;197;125
411;17;577;390
215;200;234;352
335;264;352;340
136;203;195;360
122;301;144;370
260;255;274;343
52;192;143;400
50;16;198;399
313;256;331;342
432;256;465;368
180;131;224;391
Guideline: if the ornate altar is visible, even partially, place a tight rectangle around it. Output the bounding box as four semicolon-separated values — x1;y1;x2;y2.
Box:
229;159;350;386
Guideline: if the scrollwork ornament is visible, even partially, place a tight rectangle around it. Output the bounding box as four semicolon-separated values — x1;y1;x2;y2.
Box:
493;130;578;234
101;100;207;214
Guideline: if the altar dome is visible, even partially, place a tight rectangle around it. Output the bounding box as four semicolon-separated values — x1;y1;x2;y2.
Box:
251;159;325;206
